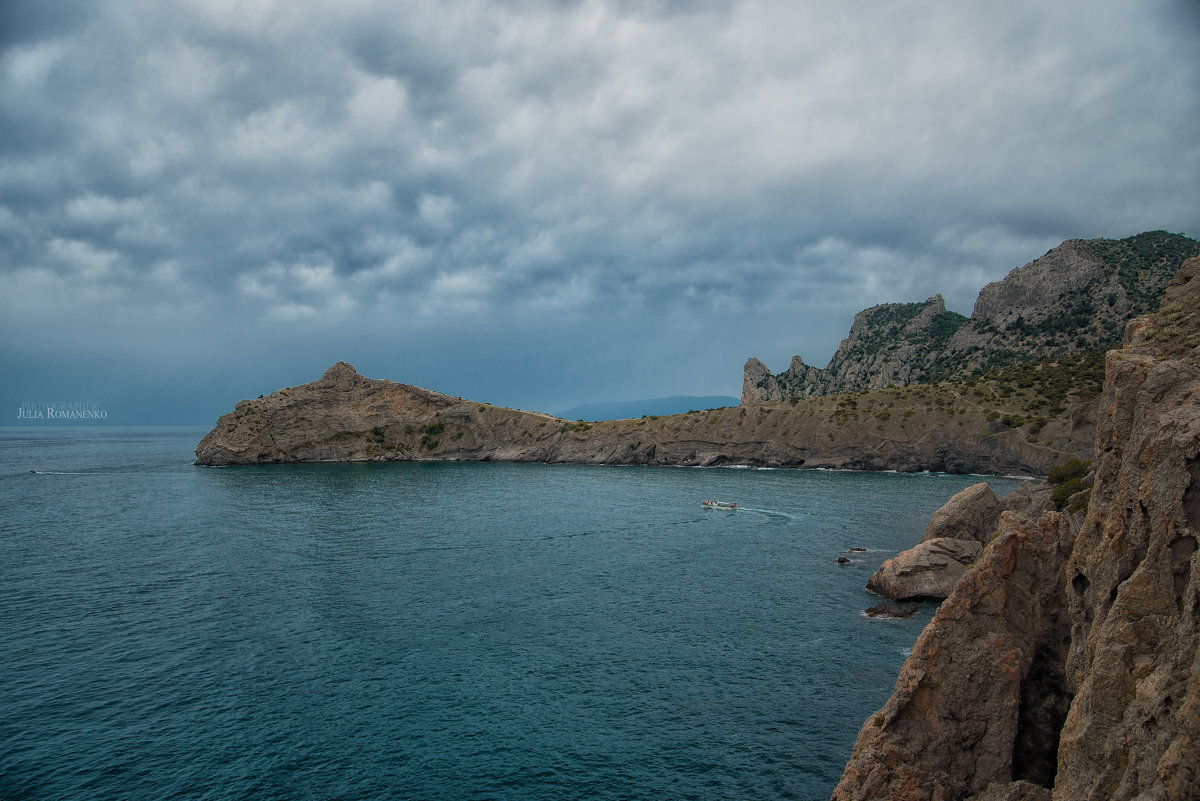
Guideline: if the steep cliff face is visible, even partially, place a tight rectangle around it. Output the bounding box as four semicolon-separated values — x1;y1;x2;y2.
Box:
835;511;1075;801
832;256;1200;800
1053;258;1200;800
743;295;965;402
197;361;1094;475
743;231;1200;405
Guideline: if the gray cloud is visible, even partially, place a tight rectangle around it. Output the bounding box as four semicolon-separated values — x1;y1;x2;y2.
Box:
2;0;1198;420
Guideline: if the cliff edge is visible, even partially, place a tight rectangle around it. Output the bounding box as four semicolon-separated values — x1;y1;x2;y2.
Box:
831;256;1200;800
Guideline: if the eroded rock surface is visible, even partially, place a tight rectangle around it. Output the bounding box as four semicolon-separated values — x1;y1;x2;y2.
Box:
1000;481;1055;520
867;537;984;602
921;482;1002;544
1052;258;1200;801
832;256;1200;801
834;512;1075;801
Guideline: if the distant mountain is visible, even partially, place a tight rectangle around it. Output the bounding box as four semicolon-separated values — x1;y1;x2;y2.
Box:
743;230;1200;403
556;396;739;421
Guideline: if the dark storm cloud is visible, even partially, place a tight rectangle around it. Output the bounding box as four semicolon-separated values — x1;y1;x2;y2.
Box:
0;0;97;47
2;0;1198;417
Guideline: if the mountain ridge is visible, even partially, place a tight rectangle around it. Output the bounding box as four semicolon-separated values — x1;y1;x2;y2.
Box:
743;231;1200;404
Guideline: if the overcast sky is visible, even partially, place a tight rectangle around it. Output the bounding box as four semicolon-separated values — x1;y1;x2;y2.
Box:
2;0;1198;424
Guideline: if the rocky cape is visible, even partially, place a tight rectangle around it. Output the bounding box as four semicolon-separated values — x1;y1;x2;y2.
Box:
832;256;1200;800
195;361;1093;475
744;231;1200;404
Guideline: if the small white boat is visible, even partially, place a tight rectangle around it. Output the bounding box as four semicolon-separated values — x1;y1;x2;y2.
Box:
701;500;737;511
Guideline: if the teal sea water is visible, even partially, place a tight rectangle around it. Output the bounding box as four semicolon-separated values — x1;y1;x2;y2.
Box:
1;427;1022;800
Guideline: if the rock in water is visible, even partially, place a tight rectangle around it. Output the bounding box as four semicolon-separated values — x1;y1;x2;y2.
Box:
866;537;983;602
864;603;919;618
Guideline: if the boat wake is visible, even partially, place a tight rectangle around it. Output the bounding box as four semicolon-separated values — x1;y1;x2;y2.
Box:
736;507;798;520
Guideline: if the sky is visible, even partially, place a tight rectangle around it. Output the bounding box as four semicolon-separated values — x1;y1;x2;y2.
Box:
2;0;1198;424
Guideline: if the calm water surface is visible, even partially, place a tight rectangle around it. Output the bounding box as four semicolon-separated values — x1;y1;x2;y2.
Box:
0;426;1021;800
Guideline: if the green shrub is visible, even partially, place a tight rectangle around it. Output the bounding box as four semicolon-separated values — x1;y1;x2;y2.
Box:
1048;457;1091;485
1048;457;1093;510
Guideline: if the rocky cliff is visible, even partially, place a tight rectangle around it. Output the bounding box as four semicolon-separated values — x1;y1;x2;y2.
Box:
744;231;1200;404
745;295;967;402
831;255;1200;800
196;360;1094;475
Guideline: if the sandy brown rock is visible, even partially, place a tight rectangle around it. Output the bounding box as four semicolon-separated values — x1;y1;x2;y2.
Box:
1000;481;1055;520
966;781;1051;801
832;256;1200;801
1052;257;1200;801
920;482;1002;544
867;479;1056;606
833;511;1075;801
867;538;984;602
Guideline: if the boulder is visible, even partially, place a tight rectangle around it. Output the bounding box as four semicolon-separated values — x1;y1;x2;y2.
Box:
921;482;1002;544
867;537;983;602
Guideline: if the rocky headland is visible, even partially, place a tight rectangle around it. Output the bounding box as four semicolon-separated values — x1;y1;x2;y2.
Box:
744;231;1200;404
831;255;1200;800
195;360;1093;474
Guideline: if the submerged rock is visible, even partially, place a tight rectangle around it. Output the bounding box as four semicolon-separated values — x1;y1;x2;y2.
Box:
864;603;919;618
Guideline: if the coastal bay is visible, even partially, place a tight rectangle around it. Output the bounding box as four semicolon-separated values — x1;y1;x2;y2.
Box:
1;427;1020;800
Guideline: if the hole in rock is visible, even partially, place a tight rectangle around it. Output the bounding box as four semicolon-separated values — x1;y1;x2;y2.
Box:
1169;535;1197;612
1012;643;1071;788
1183;458;1200;529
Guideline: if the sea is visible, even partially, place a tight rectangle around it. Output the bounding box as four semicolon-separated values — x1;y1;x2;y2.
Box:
0;426;1024;801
